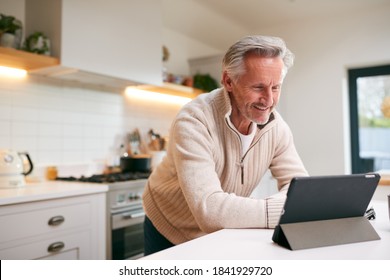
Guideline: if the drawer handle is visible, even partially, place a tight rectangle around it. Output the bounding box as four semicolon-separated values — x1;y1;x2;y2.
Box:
47;242;65;253
48;215;65;226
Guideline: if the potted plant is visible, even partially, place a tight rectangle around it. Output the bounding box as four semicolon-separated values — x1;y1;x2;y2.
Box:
193;73;219;92
23;31;51;55
0;13;23;49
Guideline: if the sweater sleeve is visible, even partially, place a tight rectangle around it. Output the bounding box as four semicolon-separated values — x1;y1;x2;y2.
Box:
265;185;288;228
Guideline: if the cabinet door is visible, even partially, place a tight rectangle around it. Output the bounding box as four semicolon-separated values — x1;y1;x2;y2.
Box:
0;193;106;260
26;0;163;85
0;202;90;243
0;231;90;260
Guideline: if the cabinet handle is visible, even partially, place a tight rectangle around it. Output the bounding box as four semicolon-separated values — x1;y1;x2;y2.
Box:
48;215;65;226
47;242;65;253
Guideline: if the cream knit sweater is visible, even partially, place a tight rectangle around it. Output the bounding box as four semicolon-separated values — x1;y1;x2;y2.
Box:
143;88;308;245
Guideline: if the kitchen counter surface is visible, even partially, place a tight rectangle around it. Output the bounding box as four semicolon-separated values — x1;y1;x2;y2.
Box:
142;199;390;260
0;181;108;206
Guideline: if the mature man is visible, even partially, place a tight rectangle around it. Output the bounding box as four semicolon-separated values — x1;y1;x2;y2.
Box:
143;35;308;255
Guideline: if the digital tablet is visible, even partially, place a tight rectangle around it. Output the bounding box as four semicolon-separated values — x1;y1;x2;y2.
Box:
272;173;380;244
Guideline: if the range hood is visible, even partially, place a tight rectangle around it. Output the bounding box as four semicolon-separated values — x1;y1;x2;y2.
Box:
29;65;141;90
24;0;163;90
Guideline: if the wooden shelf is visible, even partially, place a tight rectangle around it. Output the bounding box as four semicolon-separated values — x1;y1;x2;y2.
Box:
134;82;204;99
0;46;59;71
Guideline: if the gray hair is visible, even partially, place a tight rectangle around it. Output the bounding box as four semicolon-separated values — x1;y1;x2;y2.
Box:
222;35;294;82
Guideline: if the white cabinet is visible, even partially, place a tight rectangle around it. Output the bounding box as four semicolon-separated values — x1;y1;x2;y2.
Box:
0;193;106;260
25;0;163;87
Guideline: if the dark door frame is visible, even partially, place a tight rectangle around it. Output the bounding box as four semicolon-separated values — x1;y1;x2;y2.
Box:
348;64;390;173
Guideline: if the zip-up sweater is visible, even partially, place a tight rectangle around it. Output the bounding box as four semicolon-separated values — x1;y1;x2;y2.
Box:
142;88;308;245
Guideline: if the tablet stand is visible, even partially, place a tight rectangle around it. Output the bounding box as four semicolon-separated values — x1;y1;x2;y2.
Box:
275;216;381;250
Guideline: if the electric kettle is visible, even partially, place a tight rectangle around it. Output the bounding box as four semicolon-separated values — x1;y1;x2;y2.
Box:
0;149;34;188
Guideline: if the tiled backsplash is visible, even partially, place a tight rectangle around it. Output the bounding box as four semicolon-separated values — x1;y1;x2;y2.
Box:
0;75;183;174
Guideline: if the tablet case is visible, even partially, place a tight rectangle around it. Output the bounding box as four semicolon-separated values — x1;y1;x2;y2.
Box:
272;173;381;250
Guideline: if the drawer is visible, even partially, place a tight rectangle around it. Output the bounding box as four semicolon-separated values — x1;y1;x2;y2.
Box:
0;202;90;244
0;230;90;260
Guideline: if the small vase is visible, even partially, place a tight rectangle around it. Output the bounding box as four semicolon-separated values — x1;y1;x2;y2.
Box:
0;33;16;48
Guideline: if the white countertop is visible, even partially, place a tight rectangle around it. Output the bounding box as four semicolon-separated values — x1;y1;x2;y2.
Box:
0;181;108;206
142;200;390;260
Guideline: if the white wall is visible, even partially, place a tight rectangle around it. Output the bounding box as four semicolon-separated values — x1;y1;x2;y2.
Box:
257;4;390;175
162;27;221;76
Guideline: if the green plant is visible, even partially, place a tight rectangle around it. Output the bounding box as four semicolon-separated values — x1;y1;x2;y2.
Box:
0;14;20;35
23;32;50;55
193;73;219;92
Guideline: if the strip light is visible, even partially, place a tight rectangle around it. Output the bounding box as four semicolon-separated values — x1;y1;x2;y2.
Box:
0;66;27;78
125;87;192;105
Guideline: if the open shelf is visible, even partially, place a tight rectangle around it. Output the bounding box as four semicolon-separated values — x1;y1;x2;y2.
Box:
0;46;59;71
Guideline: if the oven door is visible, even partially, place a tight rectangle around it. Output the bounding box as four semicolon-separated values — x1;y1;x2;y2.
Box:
111;207;145;260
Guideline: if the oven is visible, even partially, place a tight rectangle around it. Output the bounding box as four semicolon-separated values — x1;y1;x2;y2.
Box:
106;180;147;260
56;172;149;260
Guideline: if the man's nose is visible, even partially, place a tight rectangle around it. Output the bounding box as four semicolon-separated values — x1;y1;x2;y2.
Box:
259;88;273;106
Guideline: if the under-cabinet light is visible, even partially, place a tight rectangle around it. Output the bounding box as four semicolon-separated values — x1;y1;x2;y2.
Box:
125;87;192;105
0;66;27;78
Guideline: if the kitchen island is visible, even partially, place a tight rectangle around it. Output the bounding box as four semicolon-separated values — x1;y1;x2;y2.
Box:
141;188;390;260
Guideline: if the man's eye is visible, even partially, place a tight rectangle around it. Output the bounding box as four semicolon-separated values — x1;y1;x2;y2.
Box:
272;86;280;92
255;86;264;91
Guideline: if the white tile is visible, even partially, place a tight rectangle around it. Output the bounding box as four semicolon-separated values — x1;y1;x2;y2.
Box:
62;137;83;150
63;124;83;137
62;150;84;163
84;149;107;162
37;150;63;165
62;111;85;124
0;136;11;148
0;120;11;136
11;136;38;153
83;137;103;150
61;97;86;112
38;109;64;123
1;77;177;167
83;125;103;138
38;136;62;150
39;123;62;137
0;104;12;120
11;106;39;121
11;121;38;136
11;90;41;108
0;89;12;105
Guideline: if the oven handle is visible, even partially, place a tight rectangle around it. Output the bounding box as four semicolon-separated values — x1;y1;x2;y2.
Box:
122;211;145;219
112;210;145;230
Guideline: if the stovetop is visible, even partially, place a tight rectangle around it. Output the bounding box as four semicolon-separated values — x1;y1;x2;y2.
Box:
56;171;150;184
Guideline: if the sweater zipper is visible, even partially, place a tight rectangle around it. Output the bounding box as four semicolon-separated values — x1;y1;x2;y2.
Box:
225;118;271;186
240;158;244;185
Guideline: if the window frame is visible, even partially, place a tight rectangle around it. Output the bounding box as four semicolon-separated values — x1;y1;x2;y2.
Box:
348;64;390;173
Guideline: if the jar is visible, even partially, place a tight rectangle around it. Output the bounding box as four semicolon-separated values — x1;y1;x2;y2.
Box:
46;166;58;180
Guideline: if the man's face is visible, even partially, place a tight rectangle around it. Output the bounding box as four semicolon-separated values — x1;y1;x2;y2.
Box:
224;53;284;129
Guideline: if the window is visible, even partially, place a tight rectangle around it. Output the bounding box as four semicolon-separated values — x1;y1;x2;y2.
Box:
348;64;390;173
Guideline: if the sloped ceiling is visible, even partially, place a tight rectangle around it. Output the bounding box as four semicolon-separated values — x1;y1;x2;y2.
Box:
162;0;390;50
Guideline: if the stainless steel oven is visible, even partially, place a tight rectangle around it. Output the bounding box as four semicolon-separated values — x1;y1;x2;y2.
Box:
56;173;148;260
106;179;148;260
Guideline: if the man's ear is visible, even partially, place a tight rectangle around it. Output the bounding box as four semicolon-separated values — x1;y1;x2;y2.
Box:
222;71;233;91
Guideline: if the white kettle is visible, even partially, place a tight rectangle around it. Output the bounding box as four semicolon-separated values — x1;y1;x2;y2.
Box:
0;149;34;188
